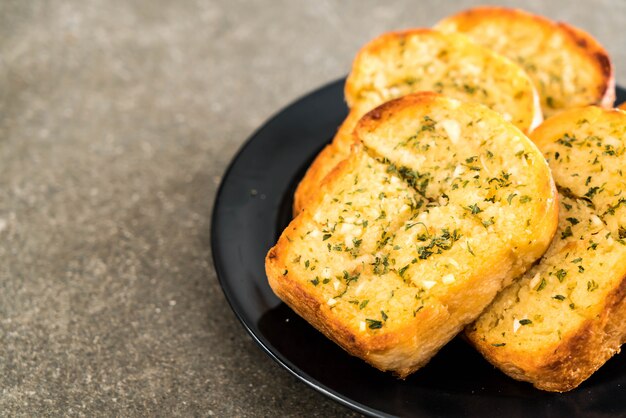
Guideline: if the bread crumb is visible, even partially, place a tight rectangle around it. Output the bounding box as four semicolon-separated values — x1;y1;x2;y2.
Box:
604;136;621;148
340;223;354;234
529;272;541;289
442;274;455;284
440;119;461;144
422;280;437;290
355;281;365;296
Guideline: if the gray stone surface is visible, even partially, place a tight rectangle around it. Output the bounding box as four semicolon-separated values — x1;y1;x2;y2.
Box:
0;0;624;416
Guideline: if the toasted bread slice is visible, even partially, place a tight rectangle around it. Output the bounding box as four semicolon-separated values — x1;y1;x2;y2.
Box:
267;93;557;377
343;29;541;132
436;6;615;118
619;102;626;111
467;106;626;392
293;28;541;214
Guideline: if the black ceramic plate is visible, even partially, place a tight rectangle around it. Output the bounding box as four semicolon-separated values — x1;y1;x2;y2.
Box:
212;80;626;417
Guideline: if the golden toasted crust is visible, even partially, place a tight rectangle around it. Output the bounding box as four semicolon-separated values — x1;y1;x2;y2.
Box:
618;102;626;111
268;93;558;377
436;6;615;117
467;106;626;392
292;110;361;215
556;22;615;109
292;28;541;214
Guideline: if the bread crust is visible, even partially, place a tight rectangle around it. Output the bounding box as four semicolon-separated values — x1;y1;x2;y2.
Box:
269;93;558;377
267;239;451;377
292;110;361;215
467;106;626;392
556;21;615;109
436;6;615;116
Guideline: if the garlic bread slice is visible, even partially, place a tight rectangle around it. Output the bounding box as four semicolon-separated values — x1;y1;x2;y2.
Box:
467;106;626;392
267;93;557;377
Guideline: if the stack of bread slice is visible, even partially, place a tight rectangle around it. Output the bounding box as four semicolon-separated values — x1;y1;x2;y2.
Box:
295;8;616;214
265;6;622;390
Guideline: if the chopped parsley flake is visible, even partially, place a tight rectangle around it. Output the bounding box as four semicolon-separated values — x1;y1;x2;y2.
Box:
556;133;575;147
467;242;475;256
561;226;573;240
416;228;462;260
482;217;495;228
536;278;546;291
506;193;517;205
398;265;409;278
585;186;601;200
467;203;482;214
366;319;383;329
343;270;360;284
372;255;390;275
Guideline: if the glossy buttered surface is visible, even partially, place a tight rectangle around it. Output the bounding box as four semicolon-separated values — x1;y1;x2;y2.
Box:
212;80;626;417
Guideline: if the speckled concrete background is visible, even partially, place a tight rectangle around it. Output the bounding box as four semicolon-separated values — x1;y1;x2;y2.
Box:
1;0;625;416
